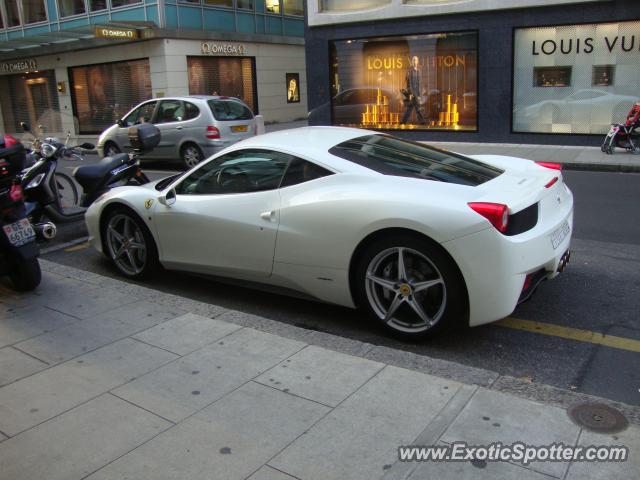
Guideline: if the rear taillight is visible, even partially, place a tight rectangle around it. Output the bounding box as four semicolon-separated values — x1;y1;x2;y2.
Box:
9;183;24;202
468;202;509;233
535;161;562;170
206;126;220;139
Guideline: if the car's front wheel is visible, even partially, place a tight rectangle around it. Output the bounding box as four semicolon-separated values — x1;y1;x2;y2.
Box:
103;208;159;279
354;235;467;338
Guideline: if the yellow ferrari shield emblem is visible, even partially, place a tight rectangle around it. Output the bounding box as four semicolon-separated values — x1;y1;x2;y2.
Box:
144;199;154;209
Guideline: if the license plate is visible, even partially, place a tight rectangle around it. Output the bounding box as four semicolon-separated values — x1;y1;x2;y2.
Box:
550;220;570;250
231;125;248;133
3;219;35;247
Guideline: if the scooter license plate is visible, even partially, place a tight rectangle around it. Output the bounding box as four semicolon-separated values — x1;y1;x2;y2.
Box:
3;219;36;247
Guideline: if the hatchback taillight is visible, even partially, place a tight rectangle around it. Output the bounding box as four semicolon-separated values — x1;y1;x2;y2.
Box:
206;126;220;139
468;202;509;233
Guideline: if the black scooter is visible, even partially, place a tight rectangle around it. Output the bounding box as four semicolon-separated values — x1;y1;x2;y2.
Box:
21;123;151;229
0;140;41;291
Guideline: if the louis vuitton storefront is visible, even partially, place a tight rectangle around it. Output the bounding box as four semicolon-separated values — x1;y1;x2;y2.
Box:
306;0;640;145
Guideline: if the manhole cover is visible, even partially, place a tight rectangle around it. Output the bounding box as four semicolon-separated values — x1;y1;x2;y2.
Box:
568;403;629;433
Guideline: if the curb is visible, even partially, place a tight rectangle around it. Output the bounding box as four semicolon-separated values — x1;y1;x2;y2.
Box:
561;162;640;173
37;258;640;428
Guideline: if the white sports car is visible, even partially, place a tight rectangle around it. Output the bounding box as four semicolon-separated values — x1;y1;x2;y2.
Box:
85;127;573;338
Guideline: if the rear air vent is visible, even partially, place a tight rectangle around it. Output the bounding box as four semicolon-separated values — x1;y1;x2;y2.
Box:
504;203;538;236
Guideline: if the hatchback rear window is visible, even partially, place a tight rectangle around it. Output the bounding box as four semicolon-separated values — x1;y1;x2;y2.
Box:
208;99;254;121
329;135;503;186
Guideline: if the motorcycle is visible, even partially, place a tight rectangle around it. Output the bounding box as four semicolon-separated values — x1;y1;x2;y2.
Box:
21;122;153;229
0;136;41;291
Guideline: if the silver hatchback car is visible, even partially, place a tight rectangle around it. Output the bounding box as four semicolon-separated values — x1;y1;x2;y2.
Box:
96;96;256;168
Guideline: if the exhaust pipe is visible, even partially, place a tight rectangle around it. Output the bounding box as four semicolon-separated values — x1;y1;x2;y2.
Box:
34;222;57;240
557;250;571;273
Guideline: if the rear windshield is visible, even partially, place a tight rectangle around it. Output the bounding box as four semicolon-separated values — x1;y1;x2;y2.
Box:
329;135;503;186
208;99;254;121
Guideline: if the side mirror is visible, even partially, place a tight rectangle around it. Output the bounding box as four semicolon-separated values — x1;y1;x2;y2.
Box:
20;122;30;132
117;119;125;128
159;188;176;207
79;142;95;150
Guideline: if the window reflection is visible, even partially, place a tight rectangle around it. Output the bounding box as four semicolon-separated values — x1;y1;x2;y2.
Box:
283;0;302;15
22;0;47;23
59;0;87;17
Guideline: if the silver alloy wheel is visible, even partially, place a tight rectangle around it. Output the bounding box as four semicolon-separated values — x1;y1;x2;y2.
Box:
182;145;202;168
105;213;147;276
365;247;447;333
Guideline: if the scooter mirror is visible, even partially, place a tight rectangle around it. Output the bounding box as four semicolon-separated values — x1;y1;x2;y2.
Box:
79;143;95;150
20;122;30;132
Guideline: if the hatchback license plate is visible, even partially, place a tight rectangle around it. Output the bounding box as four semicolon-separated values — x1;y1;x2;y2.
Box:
3;219;35;247
231;125;248;133
550;220;570;250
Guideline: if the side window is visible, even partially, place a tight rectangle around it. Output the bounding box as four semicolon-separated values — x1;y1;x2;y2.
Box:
156;100;185;124
176;149;291;195
184;102;200;120
123;102;156;127
280;157;333;188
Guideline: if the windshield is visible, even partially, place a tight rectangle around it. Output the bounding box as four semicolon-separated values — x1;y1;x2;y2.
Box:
329;134;503;186
208;99;254;121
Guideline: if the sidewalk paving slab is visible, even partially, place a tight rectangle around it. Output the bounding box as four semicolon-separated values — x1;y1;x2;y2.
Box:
440;388;581;478
0;346;48;386
565;426;640;479
0;305;77;349
247;465;300;480
0;393;171;480
14;299;186;365
133;312;241;355
86;382;330;480
269;365;460;480
255;344;385;407
113;328;305;423
0;337;177;436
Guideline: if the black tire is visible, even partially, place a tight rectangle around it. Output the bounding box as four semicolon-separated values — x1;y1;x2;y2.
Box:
181;143;204;170
53;172;79;210
102;207;159;279
103;141;121;158
10;257;41;292
353;235;468;339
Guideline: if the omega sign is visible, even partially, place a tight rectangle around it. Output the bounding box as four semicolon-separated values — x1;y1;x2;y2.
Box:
201;42;246;56
0;59;37;73
94;26;138;40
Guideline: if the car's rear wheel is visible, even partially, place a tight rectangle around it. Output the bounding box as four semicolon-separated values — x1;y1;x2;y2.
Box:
354;235;467;338
103;141;120;158
103;208;158;279
181;143;204;169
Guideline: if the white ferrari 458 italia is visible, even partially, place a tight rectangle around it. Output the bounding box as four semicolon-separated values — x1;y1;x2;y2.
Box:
85;127;573;337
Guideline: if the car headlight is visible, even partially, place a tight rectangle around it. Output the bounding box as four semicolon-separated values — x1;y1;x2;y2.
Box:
40;143;57;158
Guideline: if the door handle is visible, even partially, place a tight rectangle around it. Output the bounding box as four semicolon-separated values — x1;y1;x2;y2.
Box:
175;126;183;130
260;210;276;222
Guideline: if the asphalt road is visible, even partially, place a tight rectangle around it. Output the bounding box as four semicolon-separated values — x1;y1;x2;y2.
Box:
36;159;640;407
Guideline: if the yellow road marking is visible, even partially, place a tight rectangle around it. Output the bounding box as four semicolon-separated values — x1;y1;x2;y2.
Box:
64;242;90;252
496;317;640;353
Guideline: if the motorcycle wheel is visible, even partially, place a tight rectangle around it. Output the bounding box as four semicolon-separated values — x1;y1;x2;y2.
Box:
53;173;79;210
10;257;41;292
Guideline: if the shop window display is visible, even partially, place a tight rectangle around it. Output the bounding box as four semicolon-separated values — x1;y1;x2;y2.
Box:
70;59;151;134
187;56;257;113
329;31;478;131
286;73;300;103
513;21;640;134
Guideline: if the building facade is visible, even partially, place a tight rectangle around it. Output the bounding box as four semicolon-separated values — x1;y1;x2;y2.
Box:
0;0;306;140
305;0;640;145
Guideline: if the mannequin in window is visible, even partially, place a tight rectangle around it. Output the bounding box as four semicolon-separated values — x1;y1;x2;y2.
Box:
401;56;426;125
